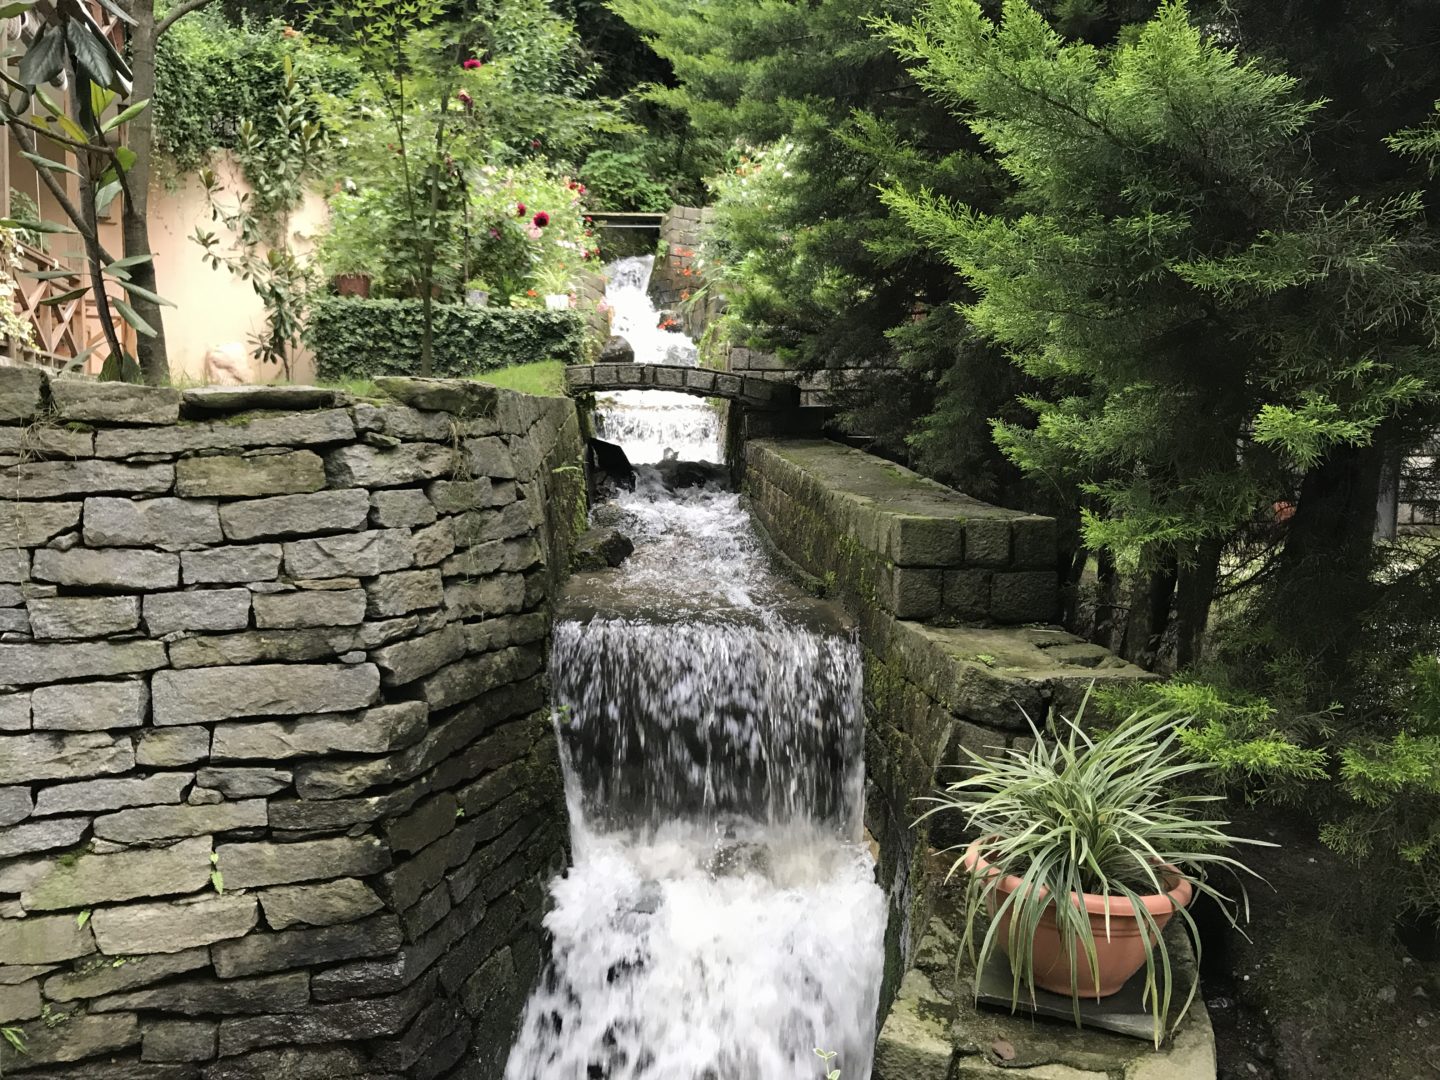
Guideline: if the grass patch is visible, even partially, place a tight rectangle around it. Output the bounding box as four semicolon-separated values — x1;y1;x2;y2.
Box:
470;360;566;397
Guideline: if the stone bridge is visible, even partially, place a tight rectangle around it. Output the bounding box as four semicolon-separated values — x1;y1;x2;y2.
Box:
564;363;799;410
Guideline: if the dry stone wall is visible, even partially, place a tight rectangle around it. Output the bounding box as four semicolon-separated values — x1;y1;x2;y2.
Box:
0;368;585;1080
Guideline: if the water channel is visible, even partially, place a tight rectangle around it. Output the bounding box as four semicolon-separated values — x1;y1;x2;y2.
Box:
504;257;886;1080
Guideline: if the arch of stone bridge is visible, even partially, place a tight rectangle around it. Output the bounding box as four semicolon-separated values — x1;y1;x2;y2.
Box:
563;363;799;410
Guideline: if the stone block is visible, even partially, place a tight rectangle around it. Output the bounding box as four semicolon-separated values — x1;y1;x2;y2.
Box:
989;570;1058;624
218;489;370;542
31;547;179;590
370;624;467;686
175;451;326;498
44;947;208;1002
151;663;380;725
282;529;415;578
0;501;80;546
1011;515;1059;569
83;496;223;550
443;574;525;618
33;772;190;816
371;489;437;528
0;422;91;457
0;978;41;1024
889;515;966;567
93;799;267;844
211;701;426;761
94;409;354;458
0;548;26;583
0;785;31;826
353;402;455;441
183;385;340;411
384;793;457;855
212;913;402;978
26;596;140;640
325;443;456;487
259;879;384;932
0;815;87;858
374;376;499;415
0;912;96;964
0;366;45;421
427;478;495;513
0;731;134;783
252;589;365;629
142;1018;218;1062
143;588;252;635
31;679;148;731
90;971;309;1015
195;767;291;798
942;569;994;621
889;567;944;620
50;380;181;424
419;645;542;711
3;459;172;499
92;894;258;955
466;436;516;480
411;518;456;567
21;836;213;911
961;515;1013;567
1;1011;139;1067
366;569;444;618
0;694;26;735
135;726;210;767
180;544;282;584
215;836;390;889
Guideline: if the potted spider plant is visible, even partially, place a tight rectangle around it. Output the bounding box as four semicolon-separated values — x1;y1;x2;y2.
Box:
924;697;1269;1045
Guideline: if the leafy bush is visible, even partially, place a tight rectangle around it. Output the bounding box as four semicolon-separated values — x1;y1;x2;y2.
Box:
579;148;671;210
154;12;353;175
306;296;584;380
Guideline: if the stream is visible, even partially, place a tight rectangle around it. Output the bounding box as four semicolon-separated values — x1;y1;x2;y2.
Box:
503;256;886;1080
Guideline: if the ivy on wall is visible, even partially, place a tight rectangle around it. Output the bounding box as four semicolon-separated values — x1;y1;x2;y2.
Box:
306;296;585;380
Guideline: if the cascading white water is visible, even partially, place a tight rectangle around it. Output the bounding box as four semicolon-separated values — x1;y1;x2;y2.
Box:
504;257;885;1080
592;256;722;463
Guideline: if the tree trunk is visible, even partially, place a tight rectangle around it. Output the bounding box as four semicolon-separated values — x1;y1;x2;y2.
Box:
1269;441;1385;684
122;0;171;385
1174;537;1223;670
1121;556;1178;671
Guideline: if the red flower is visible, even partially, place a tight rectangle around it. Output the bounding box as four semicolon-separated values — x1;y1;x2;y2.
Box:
515;203;526;216
462;58;482;69
530;138;541;150
456;90;472;107
532;211;550;228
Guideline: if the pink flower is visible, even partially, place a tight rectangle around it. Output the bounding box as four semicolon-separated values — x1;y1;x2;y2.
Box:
532;211;550;228
527;224;542;240
462;58;482;69
489;227;500;239
530;138;541;150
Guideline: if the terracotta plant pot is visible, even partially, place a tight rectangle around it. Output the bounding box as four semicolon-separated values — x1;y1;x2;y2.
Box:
963;837;1193;998
334;273;371;298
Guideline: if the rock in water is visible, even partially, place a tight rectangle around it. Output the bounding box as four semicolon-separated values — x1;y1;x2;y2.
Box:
650;458;729;491
599;336;635;364
587;438;635;492
573;527;635;571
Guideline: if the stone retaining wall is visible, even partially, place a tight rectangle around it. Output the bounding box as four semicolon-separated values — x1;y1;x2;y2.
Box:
742;438;1151;1015
0;369;585;1080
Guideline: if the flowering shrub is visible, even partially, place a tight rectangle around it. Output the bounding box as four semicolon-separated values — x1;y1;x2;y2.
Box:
0;226;33;350
466;161;597;305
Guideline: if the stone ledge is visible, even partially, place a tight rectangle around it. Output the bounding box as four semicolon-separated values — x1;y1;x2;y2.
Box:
563;362;800;409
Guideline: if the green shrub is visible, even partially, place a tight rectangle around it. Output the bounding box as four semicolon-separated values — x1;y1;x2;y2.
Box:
579;148;672;211
306;296;585;380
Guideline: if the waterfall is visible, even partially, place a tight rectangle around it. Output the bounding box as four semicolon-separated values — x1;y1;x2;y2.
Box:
503;257;885;1080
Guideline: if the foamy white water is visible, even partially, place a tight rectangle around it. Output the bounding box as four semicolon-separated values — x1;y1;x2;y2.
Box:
503;257;885;1080
592;256;722;463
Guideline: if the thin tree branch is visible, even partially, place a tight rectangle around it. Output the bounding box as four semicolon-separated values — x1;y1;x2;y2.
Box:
156;0;215;37
5;122;116;263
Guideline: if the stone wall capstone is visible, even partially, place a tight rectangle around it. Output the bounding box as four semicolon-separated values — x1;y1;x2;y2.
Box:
0;368;585;1080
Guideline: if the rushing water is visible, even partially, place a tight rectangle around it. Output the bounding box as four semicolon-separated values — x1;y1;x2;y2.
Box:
504;257;885;1080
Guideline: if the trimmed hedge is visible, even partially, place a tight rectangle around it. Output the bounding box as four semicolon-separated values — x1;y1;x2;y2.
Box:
307;296;586;381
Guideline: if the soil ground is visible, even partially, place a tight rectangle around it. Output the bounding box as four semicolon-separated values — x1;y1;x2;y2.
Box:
1207;808;1440;1080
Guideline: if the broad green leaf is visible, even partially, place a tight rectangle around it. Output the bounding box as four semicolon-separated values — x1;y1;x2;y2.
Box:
39;287;89;306
18;25;64;88
102;98;150;133
19;150;77;176
91;0;136;26
0;0;36;16
111;298;156;337
105;253;154;271
0;217;73;235
94;179;122;216
89;83;116;122
65;19;116;94
115;280;175;308
23;270;79;281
